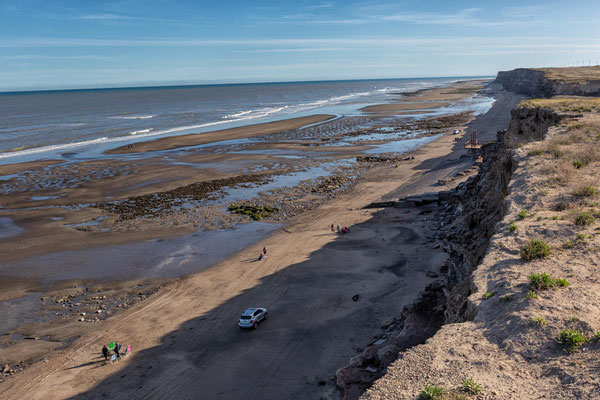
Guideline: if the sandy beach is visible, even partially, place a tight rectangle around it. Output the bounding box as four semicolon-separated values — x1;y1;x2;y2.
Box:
0;80;523;399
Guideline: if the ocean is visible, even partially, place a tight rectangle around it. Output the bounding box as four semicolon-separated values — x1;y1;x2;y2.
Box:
0;77;488;163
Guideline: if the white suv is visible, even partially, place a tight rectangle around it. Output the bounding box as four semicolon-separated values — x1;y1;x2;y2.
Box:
238;308;268;329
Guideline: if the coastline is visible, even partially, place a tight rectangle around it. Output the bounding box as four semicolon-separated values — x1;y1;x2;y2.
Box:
0;80;486;267
0;81;523;399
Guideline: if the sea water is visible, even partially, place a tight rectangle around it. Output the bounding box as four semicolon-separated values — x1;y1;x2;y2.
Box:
0;77;488;164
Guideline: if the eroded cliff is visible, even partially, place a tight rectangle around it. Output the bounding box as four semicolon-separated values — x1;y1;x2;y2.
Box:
359;92;600;399
496;66;600;97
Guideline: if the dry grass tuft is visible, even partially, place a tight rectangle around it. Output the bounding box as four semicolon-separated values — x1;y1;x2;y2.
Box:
521;98;600;112
537;114;600;189
572;183;597;197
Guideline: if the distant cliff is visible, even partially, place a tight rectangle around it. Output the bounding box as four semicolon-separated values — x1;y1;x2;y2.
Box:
496;66;600;97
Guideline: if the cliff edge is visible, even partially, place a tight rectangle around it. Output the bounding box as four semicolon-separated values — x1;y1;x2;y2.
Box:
359;78;600;399
496;66;600;97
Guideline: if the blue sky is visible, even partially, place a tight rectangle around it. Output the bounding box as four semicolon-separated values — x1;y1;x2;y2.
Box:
1;0;599;90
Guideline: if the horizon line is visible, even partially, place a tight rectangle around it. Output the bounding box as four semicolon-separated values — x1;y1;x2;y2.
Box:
0;74;495;95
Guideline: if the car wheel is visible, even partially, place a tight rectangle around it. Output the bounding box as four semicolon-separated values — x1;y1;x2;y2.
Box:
264;313;268;320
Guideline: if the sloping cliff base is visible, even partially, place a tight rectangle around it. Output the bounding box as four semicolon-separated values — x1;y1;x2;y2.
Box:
359;99;600;399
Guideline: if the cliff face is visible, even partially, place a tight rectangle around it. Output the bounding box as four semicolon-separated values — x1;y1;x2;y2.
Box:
360;74;600;399
440;140;514;323
496;69;553;97
504;106;561;147
496;67;600;97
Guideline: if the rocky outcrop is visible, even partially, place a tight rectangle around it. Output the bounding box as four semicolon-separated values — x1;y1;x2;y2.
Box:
496;69;553;97
504;106;562;148
496;68;600;97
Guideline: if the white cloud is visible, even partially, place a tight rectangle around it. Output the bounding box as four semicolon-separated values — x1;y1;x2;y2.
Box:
303;19;369;24
501;6;546;18
261;7;541;27
72;13;167;23
0;54;112;60
247;47;354;53
380;7;533;27
304;4;334;10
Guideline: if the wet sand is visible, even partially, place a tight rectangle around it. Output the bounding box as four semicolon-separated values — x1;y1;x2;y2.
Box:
106;114;335;154
0;80;524;398
361;81;487;114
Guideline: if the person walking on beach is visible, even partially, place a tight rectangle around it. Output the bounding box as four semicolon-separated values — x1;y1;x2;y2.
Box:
258;253;264;261
330;224;335;232
263;247;267;256
102;345;109;361
336;225;341;234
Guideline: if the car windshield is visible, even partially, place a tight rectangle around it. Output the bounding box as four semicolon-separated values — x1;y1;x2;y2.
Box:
240;315;251;320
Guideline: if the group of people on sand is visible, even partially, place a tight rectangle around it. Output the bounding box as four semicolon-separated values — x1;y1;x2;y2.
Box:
258;246;267;261
330;224;350;234
102;341;123;362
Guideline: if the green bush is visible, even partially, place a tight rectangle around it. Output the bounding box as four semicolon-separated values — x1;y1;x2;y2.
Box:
518;210;528;219
520;240;551;261
573;160;584;169
555;278;569;287
574;211;595;226
531;317;547;325
460;378;482;395
529;273;569;290
552;148;564;158
418;385;444;400
509;224;518;232
559;329;587;351
527;149;543;156
482;291;496;299
526;290;538;299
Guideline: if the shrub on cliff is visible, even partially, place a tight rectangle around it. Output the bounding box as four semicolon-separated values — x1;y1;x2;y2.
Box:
574;211;595;226
520;240;551;261
573;184;596;197
529;273;569;290
418;385;444;400
527;149;543;156
559;329;587;352
460;378;482;395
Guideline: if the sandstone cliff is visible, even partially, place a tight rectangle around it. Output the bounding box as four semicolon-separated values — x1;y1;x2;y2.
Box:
496;66;600;97
360;89;600;399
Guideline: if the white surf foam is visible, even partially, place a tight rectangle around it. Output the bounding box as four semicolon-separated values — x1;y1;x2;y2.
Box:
0;137;111;159
113;115;155;120
128;128;153;135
